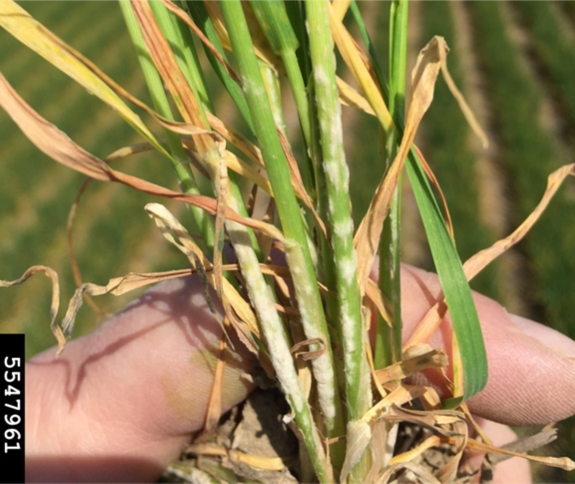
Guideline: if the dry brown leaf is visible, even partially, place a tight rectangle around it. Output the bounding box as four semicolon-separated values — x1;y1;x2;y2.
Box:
0;0;166;154
377;461;442;484
329;3;393;132
354;37;448;294
58;269;195;353
388;435;442;466
66;177;100;314
436;43;489;149
0;0;240;167
145;203;260;343
363;386;427;426
436;418;468;483
0;266;64;350
331;0;352;22
365;342;388;400
207;113;265;168
0;74;285;242
188;443;290;471
485;428;558;465
467;437;575;472
336;77;376;115
385;405;465;437
366;278;392;328
130;1;215;157
202;1;279;70
66;143;154;314
375;349;448;385
204;335;227;431
463;163;575;280
339;419;372;483
413;144;454;239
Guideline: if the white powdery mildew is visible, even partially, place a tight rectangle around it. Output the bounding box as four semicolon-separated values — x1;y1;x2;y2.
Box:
295;308;336;420
324;161;350;197
328;197;336;217
236;243;303;402
333;217;354;240
338;253;358;285
323;158;340;187
327;104;344;156
339;299;359;357
313;65;329;91
313;357;336;419
338;158;350;190
241;75;266;101
285;246;337;420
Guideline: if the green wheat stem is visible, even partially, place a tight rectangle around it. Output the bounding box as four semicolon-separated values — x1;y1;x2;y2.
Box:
305;0;370;420
119;0;214;251
219;2;343;480
376;0;408;368
185;0;254;132
305;1;372;480
250;0;312;147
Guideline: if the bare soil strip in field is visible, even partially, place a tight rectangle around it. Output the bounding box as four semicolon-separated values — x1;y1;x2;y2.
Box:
451;2;526;315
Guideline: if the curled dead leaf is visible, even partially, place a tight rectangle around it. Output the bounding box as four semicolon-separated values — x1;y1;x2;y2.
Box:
0;266;64;351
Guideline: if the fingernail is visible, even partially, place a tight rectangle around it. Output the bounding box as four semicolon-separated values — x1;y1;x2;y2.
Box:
509;314;575;359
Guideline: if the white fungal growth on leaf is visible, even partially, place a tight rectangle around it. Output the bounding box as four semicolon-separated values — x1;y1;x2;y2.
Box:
333;217;354;240
338;253;358;285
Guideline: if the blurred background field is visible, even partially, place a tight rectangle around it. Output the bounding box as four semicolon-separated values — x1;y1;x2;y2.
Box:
1;2;574;481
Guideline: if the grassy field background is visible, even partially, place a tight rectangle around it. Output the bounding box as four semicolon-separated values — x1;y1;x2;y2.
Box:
1;2;574;481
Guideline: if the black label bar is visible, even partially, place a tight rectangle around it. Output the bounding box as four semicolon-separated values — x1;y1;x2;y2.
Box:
0;334;25;484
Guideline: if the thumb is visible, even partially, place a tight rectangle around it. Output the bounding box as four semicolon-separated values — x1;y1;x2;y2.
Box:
26;275;254;483
400;264;575;426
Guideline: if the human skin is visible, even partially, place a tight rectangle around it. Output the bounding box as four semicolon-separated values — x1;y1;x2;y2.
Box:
25;265;575;482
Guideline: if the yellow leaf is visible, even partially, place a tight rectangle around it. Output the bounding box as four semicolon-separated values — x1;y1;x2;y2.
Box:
0;0;166;154
332;0;352;21
328;2;393;133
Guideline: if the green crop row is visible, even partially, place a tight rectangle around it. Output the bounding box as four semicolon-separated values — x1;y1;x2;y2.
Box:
418;1;499;299
513;2;575;144
469;3;575;480
0;2;177;357
469;1;575;330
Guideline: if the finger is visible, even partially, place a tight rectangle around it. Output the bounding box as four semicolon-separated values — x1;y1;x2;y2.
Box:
483;420;532;484
464;418;532;484
25;275;255;483
400;265;575;426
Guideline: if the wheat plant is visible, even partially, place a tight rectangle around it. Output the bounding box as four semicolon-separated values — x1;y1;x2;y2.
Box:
1;1;574;482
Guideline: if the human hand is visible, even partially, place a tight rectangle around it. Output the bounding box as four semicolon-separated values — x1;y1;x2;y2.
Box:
25;265;575;483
